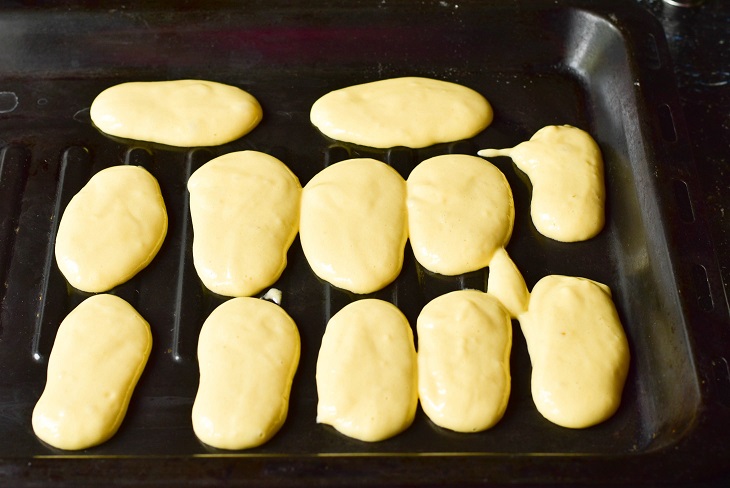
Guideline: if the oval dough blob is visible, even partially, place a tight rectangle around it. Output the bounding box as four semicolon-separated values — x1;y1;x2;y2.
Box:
310;77;493;148
518;275;630;428
188;151;301;297
55;165;168;293
406;154;514;276
418;290;512;433
316;299;418;442
32;294;152;450
192;297;300;450
478;125;605;242
300;158;407;294
90;80;262;147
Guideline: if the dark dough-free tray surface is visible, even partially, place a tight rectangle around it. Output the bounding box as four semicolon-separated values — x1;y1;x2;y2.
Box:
1;1;728;485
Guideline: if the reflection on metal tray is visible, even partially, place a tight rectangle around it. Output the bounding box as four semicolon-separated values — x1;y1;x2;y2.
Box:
0;1;728;485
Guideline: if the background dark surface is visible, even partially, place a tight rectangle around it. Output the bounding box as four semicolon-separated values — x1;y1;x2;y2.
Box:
636;0;729;313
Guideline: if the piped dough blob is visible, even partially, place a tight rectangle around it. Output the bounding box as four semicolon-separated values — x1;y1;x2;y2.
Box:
188;151;301;297
90;80;262;147
32;294;152;450
316;299;418;442
518;275;630;428
300;158;407;294
54;165;168;293
310;77;493;148
417;290;512;433
406;154;514;276
192;297;300;450
478;125;605;242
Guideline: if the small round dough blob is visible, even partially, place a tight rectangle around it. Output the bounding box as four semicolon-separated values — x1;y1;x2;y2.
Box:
55;165;168;293
310;77;493;148
90;79;262;147
418;290;512;433
300;158;407;294
518;275;630;428
478;125;605;242
32;294;152;450
188;151;301;297
192;297;300;450
406;154;514;275
316;299;418;442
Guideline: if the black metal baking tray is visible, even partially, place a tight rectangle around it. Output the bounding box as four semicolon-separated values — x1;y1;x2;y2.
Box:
1;0;729;485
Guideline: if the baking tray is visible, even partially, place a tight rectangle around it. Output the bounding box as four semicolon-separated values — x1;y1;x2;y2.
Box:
1;0;729;485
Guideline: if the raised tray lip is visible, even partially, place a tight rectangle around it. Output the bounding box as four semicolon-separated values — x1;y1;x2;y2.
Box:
1;0;729;485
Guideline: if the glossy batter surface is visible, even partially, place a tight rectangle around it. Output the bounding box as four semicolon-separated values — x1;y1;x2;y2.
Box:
90;79;262;147
310;77;493;148
316;299;417;442
32;294;152;450
518;275;630;428
478;125;605;242
54;165;168;293
300;158;407;294
188;151;301;297
192;297;300;450
406;154;514;276
418;290;512;433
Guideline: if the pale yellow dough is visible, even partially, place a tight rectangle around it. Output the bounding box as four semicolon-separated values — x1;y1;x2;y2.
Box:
310;77;493;148
406;154;514;276
518;275;630;428
300;158;407;294
90;79;262;147
188;151;301;297
54;165;168;293
316;299;418;442
32;294;152;450
417;290;512;433
478;125;605;242
192;297;300;450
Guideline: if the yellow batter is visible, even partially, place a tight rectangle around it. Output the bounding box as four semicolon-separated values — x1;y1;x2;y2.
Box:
417;290;512;433
406;154;514;276
54;165;168;293
188;151;301;297
316;299;418;442
32;294;152;450
192;297;300;450
90;79;262;147
478;125;605;242
310;77;493;148
518;275;630;428
486;247;529;319
300;158;407;294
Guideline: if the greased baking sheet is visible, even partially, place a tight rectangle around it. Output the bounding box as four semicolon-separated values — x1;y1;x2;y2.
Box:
1;1;729;485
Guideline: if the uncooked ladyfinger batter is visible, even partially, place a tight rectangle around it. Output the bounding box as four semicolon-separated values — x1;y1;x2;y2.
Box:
90;79;262;147
478;125;605;242
311;77;493;148
300;158;408;294
316;299;418;442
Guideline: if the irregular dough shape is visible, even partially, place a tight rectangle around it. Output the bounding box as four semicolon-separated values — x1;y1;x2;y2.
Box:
300;158;407;294
418;290;512;433
188;151;301;297
316;299;418;442
192;297;300;450
478;125;605;242
90;79;262;147
310;77;493;148
55;165;167;293
407;154;514;275
518;275;630;428
32;294;152;450
487;247;529;319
